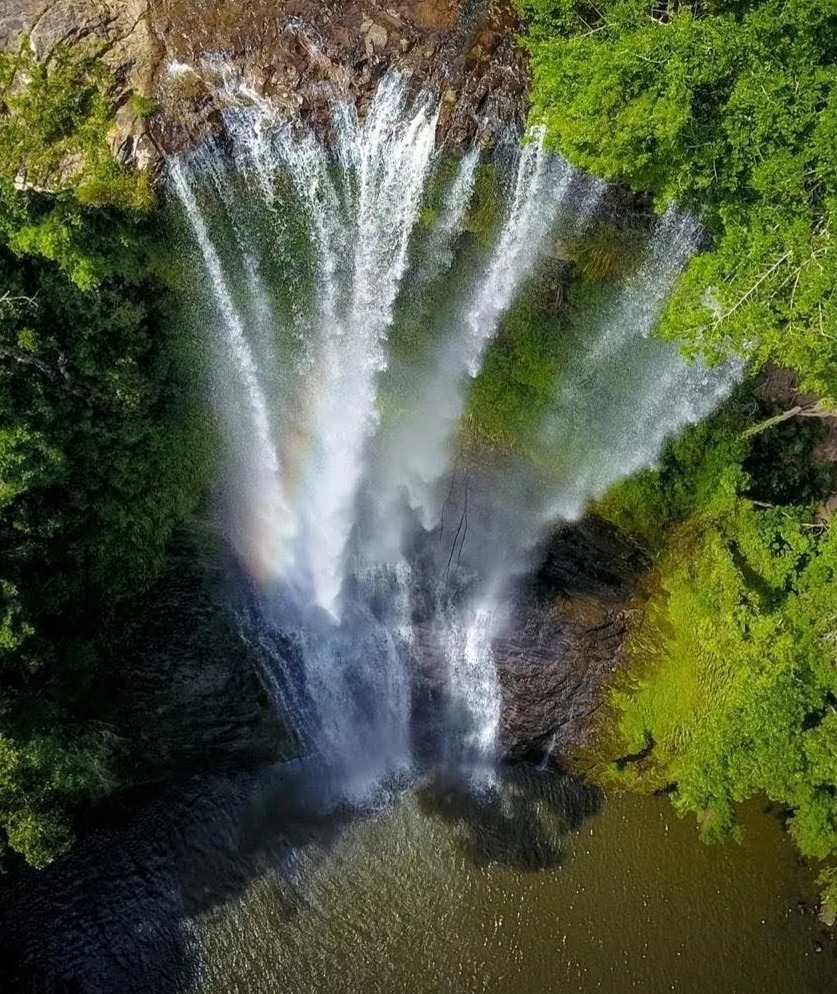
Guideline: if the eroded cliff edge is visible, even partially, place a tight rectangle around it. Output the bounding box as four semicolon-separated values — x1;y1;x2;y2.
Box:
1;0;528;170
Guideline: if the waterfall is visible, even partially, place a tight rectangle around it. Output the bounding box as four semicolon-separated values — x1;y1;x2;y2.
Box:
170;66;737;797
418;147;479;283
169;158;296;580
217;71;441;616
539;207;741;523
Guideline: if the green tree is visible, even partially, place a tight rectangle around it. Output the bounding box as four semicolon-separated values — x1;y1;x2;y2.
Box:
590;401;837;910
518;0;837;397
0;41;212;866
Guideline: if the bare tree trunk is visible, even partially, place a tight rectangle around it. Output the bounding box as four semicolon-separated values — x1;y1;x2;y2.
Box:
743;401;837;438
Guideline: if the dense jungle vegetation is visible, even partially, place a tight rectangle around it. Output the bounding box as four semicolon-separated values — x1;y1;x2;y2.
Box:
516;0;837;910
0;43;211;867
3;1;837;930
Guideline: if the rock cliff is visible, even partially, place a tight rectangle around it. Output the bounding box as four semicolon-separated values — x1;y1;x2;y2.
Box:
0;0;645;767
1;0;527;170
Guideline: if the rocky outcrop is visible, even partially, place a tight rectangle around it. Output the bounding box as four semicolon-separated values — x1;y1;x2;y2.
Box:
0;0;161;170
498;519;649;761
149;0;526;155
1;0;527;171
410;516;649;767
494;518;648;763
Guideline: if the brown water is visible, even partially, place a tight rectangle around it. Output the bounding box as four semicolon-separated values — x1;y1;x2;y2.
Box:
2;763;833;993
193;770;833;994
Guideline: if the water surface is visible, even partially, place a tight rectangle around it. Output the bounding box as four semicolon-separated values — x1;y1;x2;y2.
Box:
194;770;832;994
3;764;832;993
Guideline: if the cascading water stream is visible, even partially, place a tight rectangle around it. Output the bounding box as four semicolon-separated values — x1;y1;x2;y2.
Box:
418;147;480;283
226;72;440;617
170;66;738;799
169;158;297;579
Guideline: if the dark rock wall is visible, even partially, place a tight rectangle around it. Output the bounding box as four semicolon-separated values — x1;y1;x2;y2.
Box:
101;523;296;786
498;519;649;762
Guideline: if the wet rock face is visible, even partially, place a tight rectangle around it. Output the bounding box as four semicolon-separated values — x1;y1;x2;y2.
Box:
538;517;651;603
499;520;649;763
150;0;527;154
103;527;296;785
410;517;649;767
497;592;629;762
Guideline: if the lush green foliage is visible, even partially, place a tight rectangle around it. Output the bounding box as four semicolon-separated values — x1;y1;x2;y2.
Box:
592;397;837;909
518;0;837;398
0;41;154;286
516;0;837;913
467;263;570;453
0;43;211;866
595;397;751;550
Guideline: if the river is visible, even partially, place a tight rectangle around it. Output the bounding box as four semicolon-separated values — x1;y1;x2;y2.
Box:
198;772;834;994
2;763;832;992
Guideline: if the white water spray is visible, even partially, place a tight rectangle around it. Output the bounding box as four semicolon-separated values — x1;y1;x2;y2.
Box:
169;158;296;579
170;68;738;795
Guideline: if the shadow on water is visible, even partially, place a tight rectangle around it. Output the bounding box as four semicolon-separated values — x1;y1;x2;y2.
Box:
415;764;602;871
0;762;353;994
0;760;600;994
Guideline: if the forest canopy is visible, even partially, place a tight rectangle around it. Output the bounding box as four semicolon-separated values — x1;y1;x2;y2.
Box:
0;42;211;867
515;0;837;911
518;0;837;398
595;399;837;911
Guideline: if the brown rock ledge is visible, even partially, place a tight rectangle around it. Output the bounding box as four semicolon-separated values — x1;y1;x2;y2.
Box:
1;0;529;170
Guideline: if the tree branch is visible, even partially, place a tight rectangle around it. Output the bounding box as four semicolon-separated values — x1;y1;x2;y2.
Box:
743;401;837;438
